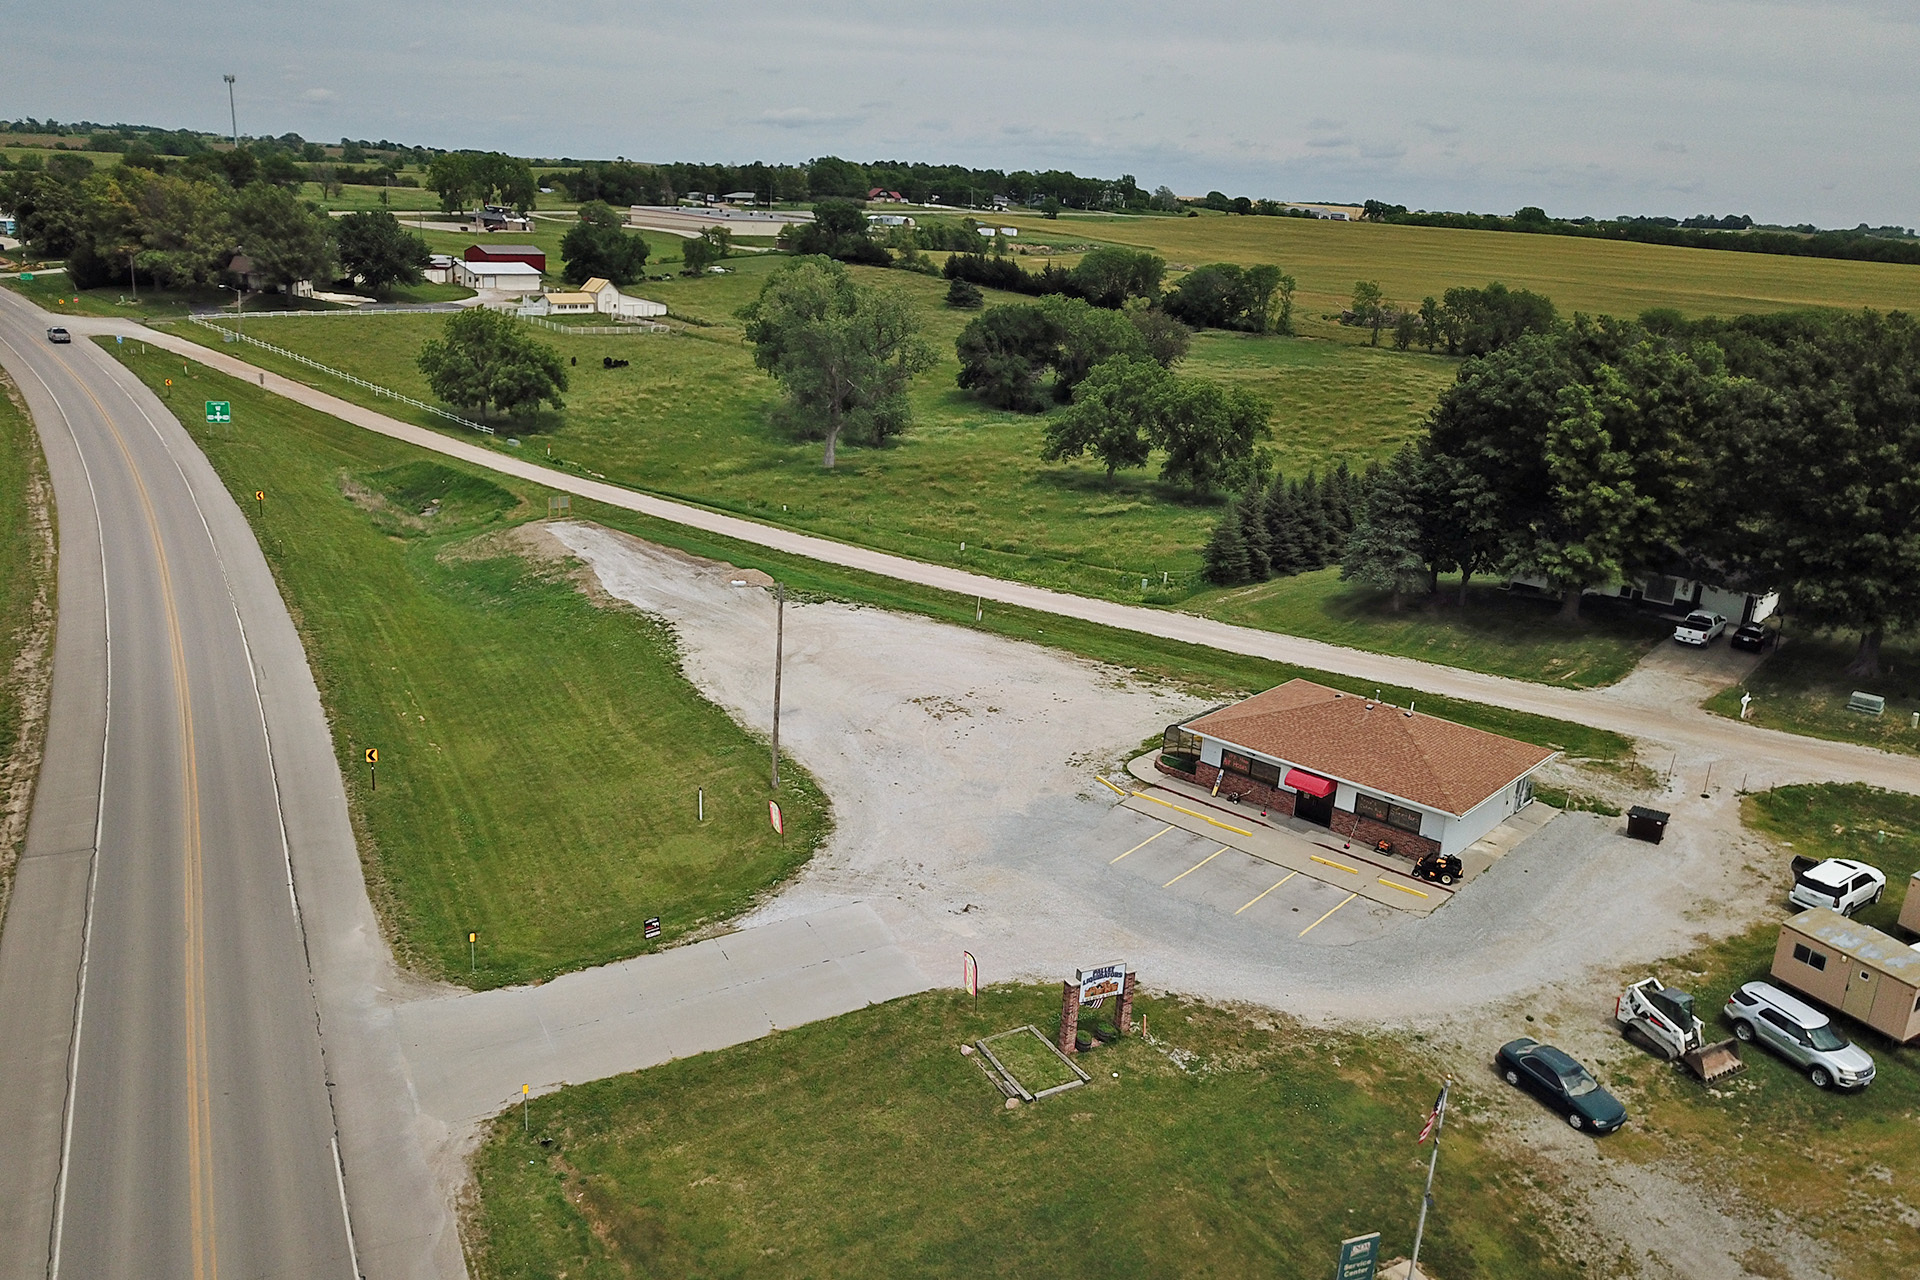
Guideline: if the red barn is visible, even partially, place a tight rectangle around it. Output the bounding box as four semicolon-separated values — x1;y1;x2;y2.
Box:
463;243;546;271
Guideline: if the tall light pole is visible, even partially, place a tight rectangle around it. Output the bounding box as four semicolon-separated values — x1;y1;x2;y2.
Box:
769;583;785;791
223;74;238;149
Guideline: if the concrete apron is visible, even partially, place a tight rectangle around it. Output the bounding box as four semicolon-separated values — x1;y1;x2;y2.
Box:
1116;754;1558;917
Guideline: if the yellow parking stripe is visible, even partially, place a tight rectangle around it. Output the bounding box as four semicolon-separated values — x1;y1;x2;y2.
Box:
1129;792;1253;836
1310;854;1359;875
1378;878;1430;898
1111;825;1174;864
1097;775;1132;797
1235;871;1297;915
1298;892;1358;937
1163;845;1228;887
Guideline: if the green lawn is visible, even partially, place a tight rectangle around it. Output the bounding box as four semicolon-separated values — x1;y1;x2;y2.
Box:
0;269;343;321
467;988;1580;1280
1600;784;1920;1280
1704;629;1920;756
108;343;831;988
0;372;54;886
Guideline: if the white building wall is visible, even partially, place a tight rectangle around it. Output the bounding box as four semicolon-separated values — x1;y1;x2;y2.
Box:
1440;782;1525;857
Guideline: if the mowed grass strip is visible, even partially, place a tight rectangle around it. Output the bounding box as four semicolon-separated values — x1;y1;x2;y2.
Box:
0;372;55;894
468;987;1579;1280
1601;784;1920;1280
110;342;829;988
1704;629;1920;756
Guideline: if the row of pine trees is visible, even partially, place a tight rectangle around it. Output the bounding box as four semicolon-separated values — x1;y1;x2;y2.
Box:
1201;463;1366;585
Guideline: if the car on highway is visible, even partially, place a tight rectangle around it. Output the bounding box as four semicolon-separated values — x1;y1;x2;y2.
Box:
1729;621;1775;652
46;326;71;344
1789;857;1885;916
1724;982;1875;1089
1496;1038;1628;1132
1673;611;1728;645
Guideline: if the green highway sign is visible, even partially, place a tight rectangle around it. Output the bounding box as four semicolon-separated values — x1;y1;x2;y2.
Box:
205;401;231;424
17;274;31;282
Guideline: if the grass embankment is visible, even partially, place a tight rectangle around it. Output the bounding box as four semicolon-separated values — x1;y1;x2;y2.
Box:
467;988;1580;1280
0;373;56;911
1706;631;1920;756
1604;784;1920;1280
0;268;347;320
109;343;830;988
161;264;1669;688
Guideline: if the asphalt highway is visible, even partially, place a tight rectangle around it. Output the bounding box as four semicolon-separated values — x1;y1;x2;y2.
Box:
0;296;359;1279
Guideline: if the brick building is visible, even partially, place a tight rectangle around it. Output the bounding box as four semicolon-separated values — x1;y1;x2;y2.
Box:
1159;680;1557;860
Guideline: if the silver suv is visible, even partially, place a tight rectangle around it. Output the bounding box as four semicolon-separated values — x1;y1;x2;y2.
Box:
1724;982;1874;1090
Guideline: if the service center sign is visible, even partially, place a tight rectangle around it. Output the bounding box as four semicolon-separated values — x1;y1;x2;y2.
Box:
1077;962;1126;1005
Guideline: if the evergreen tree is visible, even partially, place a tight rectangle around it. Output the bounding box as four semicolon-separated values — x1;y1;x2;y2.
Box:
1236;488;1272;581
1202;514;1252;585
1261;472;1302;575
1292;471;1334;568
1341;447;1430;610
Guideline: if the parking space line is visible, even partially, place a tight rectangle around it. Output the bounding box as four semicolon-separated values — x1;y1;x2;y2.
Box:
1234;871;1297;915
1378;878;1430;898
1111;825;1174;864
1097;775;1132;797
1128;792;1253;836
1163;845;1228;887
1298;892;1358;937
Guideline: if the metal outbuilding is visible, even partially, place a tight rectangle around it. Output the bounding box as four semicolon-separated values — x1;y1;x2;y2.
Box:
1772;907;1920;1043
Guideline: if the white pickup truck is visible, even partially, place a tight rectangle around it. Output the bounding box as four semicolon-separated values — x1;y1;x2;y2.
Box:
1673;611;1727;645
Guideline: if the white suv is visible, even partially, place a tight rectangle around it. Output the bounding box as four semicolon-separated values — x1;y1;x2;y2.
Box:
1673;611;1727;645
1789;858;1886;916
1724;982;1875;1089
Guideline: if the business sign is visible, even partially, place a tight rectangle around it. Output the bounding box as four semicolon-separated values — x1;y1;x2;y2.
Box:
205;400;231;423
768;800;784;834
962;951;978;997
643;917;661;939
1336;1233;1380;1280
1076;962;1125;1005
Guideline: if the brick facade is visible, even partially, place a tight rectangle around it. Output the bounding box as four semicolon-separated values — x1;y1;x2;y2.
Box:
1160;756;1441;860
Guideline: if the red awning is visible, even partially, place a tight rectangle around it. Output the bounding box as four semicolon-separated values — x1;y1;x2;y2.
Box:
1284;769;1336;798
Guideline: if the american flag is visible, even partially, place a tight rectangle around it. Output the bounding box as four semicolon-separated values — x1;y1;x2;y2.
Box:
1417;1083;1448;1144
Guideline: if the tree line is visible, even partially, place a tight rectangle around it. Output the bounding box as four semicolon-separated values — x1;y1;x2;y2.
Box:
554;156;1148;212
1208;303;1920;677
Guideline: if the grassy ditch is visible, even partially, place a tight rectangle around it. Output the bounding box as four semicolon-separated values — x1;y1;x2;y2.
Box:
466;986;1580;1280
1705;630;1920;757
1601;783;1920;1280
0;372;56;918
110;343;830;989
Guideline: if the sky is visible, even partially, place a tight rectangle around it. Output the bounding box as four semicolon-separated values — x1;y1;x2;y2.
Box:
9;1;1919;228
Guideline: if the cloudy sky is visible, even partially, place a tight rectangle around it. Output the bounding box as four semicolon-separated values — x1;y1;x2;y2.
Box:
11;1;1918;226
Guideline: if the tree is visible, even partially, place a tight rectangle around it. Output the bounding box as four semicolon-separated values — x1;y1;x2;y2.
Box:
575;200;624;228
1164;263;1286;332
1437;282;1557;356
1041;195;1063;219
1350;280;1389;346
739;258;937;468
1418;296;1442;350
1149;185;1181;213
1042;295;1150;400
944;277;983;309
417;307;568;418
1274;273;1298;335
1156;380;1271;495
783;199;889;265
955;303;1061;411
560;221;650;285
1041;356;1169;478
231;184;333;290
1202;513;1252;585
1342;446;1431;610
1125;302;1191;367
333;209;429;296
1066;246;1165;309
680;225;732;274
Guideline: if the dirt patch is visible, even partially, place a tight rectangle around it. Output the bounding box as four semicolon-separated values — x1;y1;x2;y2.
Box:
0;372;57;928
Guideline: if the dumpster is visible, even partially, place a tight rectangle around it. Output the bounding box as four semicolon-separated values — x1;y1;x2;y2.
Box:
1626;806;1670;844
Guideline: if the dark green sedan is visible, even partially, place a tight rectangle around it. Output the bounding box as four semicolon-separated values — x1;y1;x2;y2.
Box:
1497;1038;1628;1133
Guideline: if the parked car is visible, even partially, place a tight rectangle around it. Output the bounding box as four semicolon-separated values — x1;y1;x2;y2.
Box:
1496;1038;1628;1132
1673;611;1728;645
1789;857;1885;916
46;326;71;344
1723;982;1875;1089
1729;621;1775;652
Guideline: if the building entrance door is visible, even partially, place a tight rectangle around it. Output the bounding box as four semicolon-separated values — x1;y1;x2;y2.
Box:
1295;789;1335;828
1843;966;1878;1021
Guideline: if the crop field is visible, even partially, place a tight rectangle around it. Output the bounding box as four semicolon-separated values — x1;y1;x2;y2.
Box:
990;209;1920;332
1604;784;1920;1280
466;987;1581;1280
109;342;830;988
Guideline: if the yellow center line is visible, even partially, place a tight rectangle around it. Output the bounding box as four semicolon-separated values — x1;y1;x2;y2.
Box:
1235;871;1297;915
68;360;219;1279
1298;892;1358;937
1163;845;1227;888
1110;824;1174;863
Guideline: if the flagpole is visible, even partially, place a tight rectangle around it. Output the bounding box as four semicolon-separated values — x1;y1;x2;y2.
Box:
1409;1079;1449;1280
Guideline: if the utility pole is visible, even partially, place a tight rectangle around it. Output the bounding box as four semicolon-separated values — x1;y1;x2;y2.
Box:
223;74;238;149
769;582;785;790
1409;1080;1450;1280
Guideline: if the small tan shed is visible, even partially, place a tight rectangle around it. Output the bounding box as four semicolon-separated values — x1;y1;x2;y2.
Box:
1899;871;1920;936
1772;907;1920;1043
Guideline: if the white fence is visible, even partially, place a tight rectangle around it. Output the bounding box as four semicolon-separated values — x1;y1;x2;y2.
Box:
188;316;495;436
520;316;668;336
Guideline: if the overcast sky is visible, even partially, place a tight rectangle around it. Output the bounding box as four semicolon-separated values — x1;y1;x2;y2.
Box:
9;1;1918;227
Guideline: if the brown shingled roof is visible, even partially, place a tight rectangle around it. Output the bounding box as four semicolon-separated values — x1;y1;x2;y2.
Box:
1185;679;1557;816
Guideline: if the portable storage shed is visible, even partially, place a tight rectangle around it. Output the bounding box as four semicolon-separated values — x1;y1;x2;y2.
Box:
1900;872;1920;936
1772;907;1920;1043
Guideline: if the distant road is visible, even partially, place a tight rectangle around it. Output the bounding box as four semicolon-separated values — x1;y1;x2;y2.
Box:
0;293;458;1279
90;314;1920;799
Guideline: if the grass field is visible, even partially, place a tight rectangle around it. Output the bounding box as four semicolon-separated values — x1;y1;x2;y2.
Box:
108;343;830;988
1602;784;1920;1280
0;372;54;896
1704;630;1920;756
160;257;1669;688
466;987;1582;1280
990;209;1920;333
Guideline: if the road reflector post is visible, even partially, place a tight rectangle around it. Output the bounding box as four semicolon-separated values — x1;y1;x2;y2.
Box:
365;746;379;791
522;1084;529;1134
469;931;476;973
